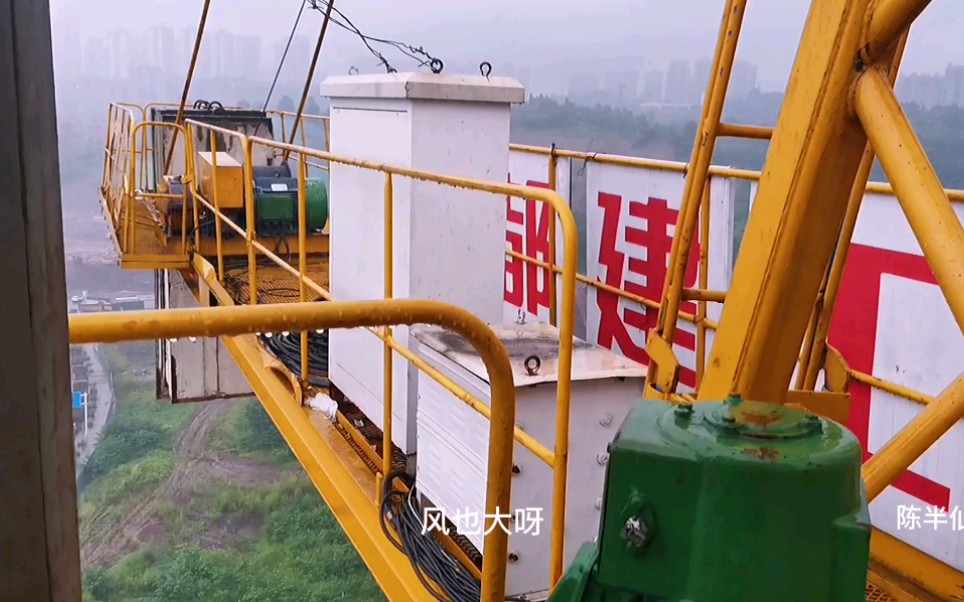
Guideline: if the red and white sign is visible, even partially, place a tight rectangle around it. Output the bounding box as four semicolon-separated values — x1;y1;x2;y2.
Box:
748;182;964;569
503;151;571;324
830;193;964;569
584;162;734;391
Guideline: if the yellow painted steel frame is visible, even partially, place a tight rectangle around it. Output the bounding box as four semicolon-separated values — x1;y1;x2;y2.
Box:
68;300;514;601
646;0;747;397
183;119;578;589
678;0;963;598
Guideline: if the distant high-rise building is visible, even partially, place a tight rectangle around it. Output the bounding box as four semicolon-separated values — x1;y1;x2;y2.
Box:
153;26;177;76
664;60;693;103
943;64;964;107
55;25;84;81
730;61;759;99
642;70;663;103
83;37;110;79
107;30;130;79
692;57;712;98
237;35;263;80
285;36;311;86
215;31;239;79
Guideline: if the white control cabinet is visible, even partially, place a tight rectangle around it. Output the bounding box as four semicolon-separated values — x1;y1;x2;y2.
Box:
412;323;646;598
322;73;524;455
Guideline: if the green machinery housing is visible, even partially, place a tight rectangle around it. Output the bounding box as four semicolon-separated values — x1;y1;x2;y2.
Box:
550;398;870;602
149;104;330;240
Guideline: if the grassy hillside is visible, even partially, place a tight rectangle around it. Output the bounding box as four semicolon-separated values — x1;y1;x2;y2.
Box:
80;343;384;602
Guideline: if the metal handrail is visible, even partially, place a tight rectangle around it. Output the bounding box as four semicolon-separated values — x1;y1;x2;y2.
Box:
68;299;517;602
179;119;578;589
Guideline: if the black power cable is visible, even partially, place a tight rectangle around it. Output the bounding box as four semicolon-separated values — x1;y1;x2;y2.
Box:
260;330;330;388
306;0;444;74
381;472;482;602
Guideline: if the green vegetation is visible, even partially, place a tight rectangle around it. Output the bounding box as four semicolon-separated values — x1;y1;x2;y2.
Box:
80;343;383;602
209;398;295;464
513;94;964;188
84;345;198;483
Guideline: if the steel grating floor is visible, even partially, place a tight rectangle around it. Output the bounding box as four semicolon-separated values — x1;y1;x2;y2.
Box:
866;583;898;602
219;255;330;305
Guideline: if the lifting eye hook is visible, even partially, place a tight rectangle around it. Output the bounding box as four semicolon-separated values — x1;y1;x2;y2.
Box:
524;355;541;376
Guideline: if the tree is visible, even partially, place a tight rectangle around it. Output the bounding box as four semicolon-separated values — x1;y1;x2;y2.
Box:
278;95;296;112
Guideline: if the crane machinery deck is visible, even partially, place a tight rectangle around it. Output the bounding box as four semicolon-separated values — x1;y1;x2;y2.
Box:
3;0;964;601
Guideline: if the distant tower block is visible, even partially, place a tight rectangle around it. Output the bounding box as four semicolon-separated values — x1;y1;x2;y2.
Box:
321;72;525;455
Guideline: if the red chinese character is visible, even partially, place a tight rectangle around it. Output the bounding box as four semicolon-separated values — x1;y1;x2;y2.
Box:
830;243;951;510
503;177;552;319
504;191;525;309
595;192;700;387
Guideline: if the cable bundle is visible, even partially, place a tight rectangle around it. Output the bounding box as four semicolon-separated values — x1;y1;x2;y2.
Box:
381;472;482;602
259;330;330;388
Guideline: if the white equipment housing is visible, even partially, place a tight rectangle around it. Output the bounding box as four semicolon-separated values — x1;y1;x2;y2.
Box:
412;323;646;597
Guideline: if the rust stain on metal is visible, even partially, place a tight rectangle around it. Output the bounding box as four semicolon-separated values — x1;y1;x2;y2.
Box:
741;447;780;460
740;409;782;427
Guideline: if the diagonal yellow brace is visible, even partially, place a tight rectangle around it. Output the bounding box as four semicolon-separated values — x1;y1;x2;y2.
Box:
854;67;964;335
698;0;879;402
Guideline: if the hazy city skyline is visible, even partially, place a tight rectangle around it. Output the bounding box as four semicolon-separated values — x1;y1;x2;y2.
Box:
49;0;964;94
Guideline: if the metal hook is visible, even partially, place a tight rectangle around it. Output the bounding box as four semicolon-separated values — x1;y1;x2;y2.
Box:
348;66;359;75
480;61;492;78
430;58;444;74
524;355;541;376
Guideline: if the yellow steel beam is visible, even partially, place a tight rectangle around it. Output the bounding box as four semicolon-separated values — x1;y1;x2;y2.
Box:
802;34;910;390
69;300;516;601
716;122;773;140
862;372;964;502
648;0;747;395
698;0;879;402
870;528;964;600
854;67;964;334
861;0;932;63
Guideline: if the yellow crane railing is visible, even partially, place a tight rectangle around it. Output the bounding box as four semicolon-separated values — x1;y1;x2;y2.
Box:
182;118;579;589
99;99;964;597
68;299;517;602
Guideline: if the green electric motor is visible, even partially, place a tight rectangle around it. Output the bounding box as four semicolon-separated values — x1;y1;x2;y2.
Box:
253;176;328;236
550;397;870;602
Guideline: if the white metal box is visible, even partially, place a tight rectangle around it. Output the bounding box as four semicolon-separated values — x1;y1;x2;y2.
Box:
412;323;646;597
321;73;525;454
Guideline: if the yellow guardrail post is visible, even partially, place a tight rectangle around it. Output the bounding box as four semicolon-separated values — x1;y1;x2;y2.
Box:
211;135;225;280
298;158;310;384
696;179;711;385
68;300;517;602
244;137;258;304
548;144;558;327
383;173;395;481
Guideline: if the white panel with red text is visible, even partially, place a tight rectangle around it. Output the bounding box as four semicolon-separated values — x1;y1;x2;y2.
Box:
503;151;571;324
584;162;734;393
747;181;964;568
830;191;964;569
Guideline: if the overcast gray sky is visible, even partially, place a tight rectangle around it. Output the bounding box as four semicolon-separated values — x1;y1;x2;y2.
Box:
49;0;964;90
